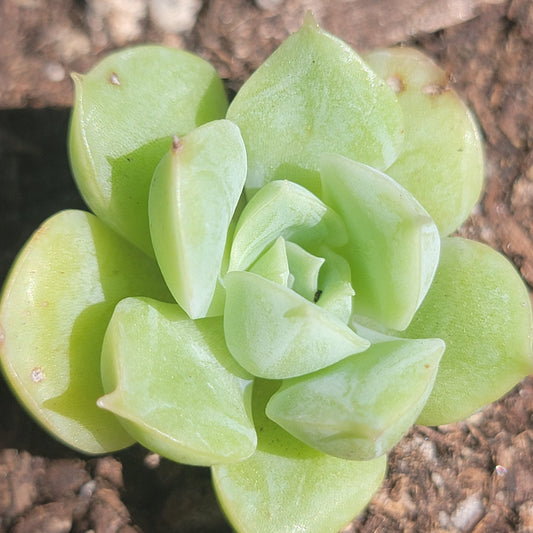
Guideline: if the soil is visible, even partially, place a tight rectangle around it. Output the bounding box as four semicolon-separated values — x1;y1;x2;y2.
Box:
1;0;533;532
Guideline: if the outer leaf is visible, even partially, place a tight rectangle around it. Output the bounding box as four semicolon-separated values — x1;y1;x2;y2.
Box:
98;297;256;466
320;153;440;331
224;271;369;379
229;180;346;272
212;379;387;533
69;45;228;255
404;237;533;425
266;338;444;460
226;14;404;198
149;120;247;319
364;47;484;236
0;210;171;453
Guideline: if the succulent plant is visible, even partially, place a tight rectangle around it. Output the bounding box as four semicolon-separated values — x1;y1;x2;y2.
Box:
1;14;531;533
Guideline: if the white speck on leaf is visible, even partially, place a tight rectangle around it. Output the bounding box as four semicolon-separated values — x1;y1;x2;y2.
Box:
386;75;404;94
31;367;45;383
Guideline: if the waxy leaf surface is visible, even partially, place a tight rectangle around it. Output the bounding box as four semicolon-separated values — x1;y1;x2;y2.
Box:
0;210;170;453
320;153;440;331
284;241;325;301
404;237;533;425
149;120;247;319
98;297;256;466
267;337;444;460
224;271;369;378
364;47;484;235
248;236;291;287
212;380;387;533
314;246;354;323
226;14;404;197
69;45;228;254
229;180;346;272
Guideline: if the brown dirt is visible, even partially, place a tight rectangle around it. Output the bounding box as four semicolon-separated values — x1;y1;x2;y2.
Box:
1;0;532;532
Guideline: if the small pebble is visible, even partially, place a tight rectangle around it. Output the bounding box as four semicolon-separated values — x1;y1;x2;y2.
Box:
144;453;161;469
79;480;97;498
451;494;484;530
255;0;284;10
431;471;445;488
149;0;202;33
495;464;508;477
44;62;66;82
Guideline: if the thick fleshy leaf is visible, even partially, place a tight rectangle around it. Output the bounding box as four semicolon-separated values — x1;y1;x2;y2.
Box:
223;271;369;379
320;153;440;331
248;236;290;286
149;120;247;319
404;237;533;425
205;203;244;318
0;210;171;454
315;246;354;323
98;297;256;466
229;180;346;272
69;45;228;255
226;14;404;198
285;241;325;301
212;379;387;533
266;337;444;460
364;47;484;236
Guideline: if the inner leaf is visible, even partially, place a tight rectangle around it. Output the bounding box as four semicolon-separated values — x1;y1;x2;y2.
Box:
229;179;347;272
223;271;369;379
320;153;440;331
285;241;325;302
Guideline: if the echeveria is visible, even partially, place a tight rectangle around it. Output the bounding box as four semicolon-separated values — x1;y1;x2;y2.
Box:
1;15;532;533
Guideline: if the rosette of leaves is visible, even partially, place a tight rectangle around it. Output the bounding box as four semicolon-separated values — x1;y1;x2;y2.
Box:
1;15;532;533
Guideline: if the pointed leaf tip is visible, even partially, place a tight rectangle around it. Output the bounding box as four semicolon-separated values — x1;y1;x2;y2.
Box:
171;134;183;153
303;10;320;29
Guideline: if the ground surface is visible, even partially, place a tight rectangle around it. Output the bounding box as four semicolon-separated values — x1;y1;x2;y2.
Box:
1;0;533;531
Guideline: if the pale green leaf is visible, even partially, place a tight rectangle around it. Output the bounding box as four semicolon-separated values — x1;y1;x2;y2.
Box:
212;379;387;533
98;297;256;466
320;153;440;331
229;180;346;272
0;210;170;453
364;47;484;235
314;246;355;323
248;236;291;287
69;45;228;254
285;241;325;301
223;271;369;378
149;120;247;319
404;237;533;425
227;14;404;198
267;337;444;460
